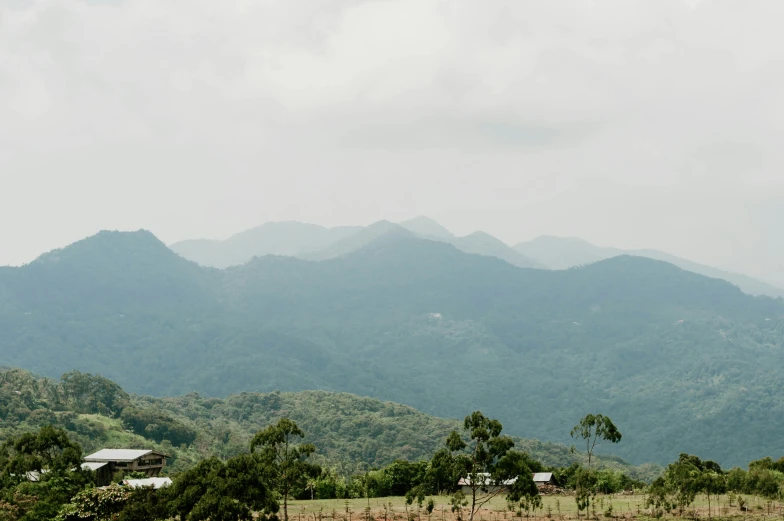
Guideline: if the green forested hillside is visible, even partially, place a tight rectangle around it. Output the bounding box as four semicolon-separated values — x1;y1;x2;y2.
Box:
1;230;783;467
0;368;656;480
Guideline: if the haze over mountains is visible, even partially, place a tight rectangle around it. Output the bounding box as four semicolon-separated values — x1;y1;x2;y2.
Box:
170;216;783;297
2;226;783;468
170;216;545;270
515;236;784;298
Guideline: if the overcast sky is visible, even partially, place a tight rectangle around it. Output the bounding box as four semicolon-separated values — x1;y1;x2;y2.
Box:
1;0;783;284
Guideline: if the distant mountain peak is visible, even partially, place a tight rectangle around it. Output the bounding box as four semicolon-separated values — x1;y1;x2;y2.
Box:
304;220;413;261
32;229;169;265
399;216;454;239
170;221;362;268
462;230;498;241
364;220;405;232
515;235;784;297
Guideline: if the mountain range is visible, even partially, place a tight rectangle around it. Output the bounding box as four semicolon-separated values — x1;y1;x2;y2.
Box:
514;235;784;298
171;217;545;269
170;216;783;297
1;227;783;468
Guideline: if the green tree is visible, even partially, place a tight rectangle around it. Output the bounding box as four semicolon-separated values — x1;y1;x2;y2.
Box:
516;493;542;519
573;468;598;519
570;414;622;469
250;418;320;521
0;426;90;521
116;486;172;521
698;471;726;520
645;477;674;518
445;411;538;521
664;457;701;515
169;454;277;521
55;485;135;521
60;370;129;416
426;448;459;495
384;459;428;496
726;467;747;493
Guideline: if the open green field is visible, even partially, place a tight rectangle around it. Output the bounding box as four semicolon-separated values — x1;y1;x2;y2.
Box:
288;494;784;521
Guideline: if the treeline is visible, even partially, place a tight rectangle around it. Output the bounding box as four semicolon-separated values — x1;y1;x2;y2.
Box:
0;411;647;521
646;453;784;518
3;410;784;521
300;457;646;501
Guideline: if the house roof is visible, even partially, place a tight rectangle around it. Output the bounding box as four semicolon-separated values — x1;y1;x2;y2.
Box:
533;472;554;482
123;477;173;489
81;462;109;471
84;449;163;462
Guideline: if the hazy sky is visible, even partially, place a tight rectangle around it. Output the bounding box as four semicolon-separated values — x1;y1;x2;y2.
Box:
2;1;783;284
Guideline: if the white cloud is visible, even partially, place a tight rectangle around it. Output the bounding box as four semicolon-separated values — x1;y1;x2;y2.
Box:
1;0;783;284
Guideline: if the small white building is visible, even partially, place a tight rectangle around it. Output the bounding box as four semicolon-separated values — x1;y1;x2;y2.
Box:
123;477;173;489
457;472;556;494
533;472;555;487
458;473;518;495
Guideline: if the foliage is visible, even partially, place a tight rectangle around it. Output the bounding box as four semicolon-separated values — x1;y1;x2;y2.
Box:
251;418;320;521
574;469;598;517
55;485;133;521
0;426;91;521
446;411;538;521
60;371;130;417
7;416;784;521
2;231;784;466
120;406;196;446
0;368;655;484
644;453;783;517
169;454;278;521
570;415;622;469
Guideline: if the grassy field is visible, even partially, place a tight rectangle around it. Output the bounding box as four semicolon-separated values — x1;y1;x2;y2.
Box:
287;493;784;521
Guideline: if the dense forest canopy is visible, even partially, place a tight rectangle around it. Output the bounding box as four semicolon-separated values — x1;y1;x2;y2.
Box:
0;230;783;466
0;368;657;480
0;406;782;521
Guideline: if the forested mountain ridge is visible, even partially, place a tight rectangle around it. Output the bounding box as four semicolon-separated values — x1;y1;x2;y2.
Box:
515;235;784;298
0;367;658;480
1;230;783;466
169;216;775;292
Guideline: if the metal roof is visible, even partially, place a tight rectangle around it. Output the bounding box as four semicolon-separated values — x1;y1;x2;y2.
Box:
84;449;158;462
123;477;173;489
533;472;554;482
81;462;109;471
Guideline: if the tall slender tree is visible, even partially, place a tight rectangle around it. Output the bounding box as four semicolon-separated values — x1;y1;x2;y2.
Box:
570;414;621;469
446;411;538;521
251;418;320;521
